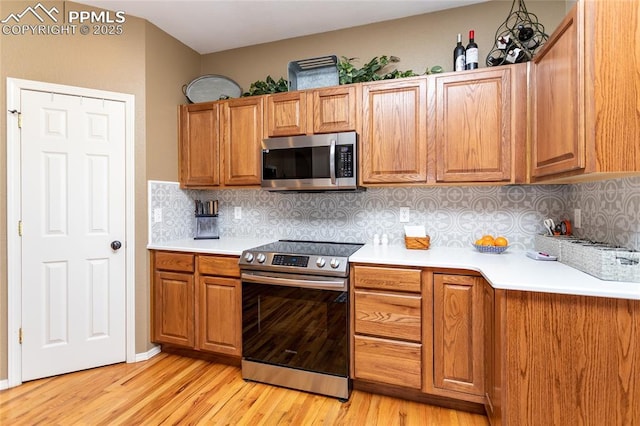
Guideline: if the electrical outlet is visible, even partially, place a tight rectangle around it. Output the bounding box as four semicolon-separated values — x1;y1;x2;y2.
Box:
399;207;410;223
574;209;581;228
234;206;242;220
153;208;162;223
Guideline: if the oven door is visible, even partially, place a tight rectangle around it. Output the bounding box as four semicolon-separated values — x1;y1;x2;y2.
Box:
241;271;349;377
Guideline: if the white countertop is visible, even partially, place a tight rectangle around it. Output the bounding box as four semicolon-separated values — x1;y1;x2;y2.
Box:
147;239;640;300
147;237;272;256
350;244;640;300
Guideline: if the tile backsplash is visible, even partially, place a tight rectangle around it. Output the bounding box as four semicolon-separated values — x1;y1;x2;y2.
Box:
567;177;640;250
148;177;640;251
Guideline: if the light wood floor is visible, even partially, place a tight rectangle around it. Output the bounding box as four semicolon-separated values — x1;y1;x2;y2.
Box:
0;353;489;425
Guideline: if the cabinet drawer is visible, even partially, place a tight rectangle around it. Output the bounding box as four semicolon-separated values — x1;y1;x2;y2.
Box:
353;266;421;292
155;251;195;273
353;335;422;389
354;290;421;342
198;255;240;278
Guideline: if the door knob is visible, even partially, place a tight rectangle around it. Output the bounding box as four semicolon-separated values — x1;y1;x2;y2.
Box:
111;240;122;251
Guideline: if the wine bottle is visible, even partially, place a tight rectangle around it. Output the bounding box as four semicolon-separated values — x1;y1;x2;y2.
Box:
465;30;479;70
453;33;466;72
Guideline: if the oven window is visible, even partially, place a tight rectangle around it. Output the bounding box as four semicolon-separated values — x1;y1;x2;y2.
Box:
262;146;330;180
242;282;348;377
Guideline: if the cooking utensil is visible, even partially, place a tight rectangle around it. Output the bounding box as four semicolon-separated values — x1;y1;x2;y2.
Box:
543;219;555;236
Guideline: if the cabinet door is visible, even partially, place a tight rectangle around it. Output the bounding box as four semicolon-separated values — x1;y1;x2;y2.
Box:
361;79;427;183
198;276;241;356
354;335;422;389
530;6;584;178
153;270;195;348
432;274;485;399
312;86;357;134
179;103;220;188
266;91;307;137
431;66;525;183
222;97;263;185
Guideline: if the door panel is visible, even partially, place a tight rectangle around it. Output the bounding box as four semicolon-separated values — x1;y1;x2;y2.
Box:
21;90;126;381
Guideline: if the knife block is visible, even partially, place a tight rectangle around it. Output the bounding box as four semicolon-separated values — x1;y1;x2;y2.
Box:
194;214;219;240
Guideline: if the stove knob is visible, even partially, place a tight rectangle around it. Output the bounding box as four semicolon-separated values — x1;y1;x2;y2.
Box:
329;258;341;269
316;257;326;268
256;253;266;263
243;252;254;263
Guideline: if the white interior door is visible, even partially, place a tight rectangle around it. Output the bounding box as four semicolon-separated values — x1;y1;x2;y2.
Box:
20;90;126;381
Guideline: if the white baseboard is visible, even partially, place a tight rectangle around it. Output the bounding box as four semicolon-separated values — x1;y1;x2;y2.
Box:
0;379;8;390
134;345;161;362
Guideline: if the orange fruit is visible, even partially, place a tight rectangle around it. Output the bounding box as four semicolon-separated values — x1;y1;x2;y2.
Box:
475;239;484;246
481;235;495;246
494;236;509;246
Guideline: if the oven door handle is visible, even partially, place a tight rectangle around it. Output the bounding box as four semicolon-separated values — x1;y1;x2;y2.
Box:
241;271;347;291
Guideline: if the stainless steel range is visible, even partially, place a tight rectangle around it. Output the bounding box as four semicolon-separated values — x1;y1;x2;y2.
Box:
239;240;363;400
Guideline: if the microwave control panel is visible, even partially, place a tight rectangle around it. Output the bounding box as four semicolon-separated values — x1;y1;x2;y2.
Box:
336;145;354;178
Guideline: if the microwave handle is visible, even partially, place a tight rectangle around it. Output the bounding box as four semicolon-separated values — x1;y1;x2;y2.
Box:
329;139;336;184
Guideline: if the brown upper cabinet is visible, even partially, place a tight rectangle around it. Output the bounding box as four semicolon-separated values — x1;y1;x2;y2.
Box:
179;102;220;188
361;78;428;184
530;0;640;182
221;97;263;186
429;65;526;184
265;86;357;137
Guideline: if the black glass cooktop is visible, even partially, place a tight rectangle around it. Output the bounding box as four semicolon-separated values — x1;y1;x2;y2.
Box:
250;240;363;257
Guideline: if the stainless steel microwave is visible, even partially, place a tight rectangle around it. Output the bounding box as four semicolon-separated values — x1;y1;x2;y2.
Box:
261;131;360;192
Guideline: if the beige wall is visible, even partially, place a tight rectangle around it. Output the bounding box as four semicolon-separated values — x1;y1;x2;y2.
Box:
0;1;199;380
142;23;201;347
201;1;566;93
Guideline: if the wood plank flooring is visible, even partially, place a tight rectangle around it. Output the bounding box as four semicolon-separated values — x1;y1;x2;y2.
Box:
0;353;489;425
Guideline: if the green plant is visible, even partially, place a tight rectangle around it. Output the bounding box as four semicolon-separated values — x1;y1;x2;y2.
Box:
242;75;288;97
337;55;418;84
241;55;444;97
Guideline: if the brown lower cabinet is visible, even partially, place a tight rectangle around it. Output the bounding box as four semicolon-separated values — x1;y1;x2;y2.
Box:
353;264;640;425
428;272;486;403
151;250;241;357
352;266;423;389
488;290;640;426
151;254;640;423
351;265;487;408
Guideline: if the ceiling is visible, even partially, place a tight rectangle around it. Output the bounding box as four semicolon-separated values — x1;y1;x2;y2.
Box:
75;0;490;54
